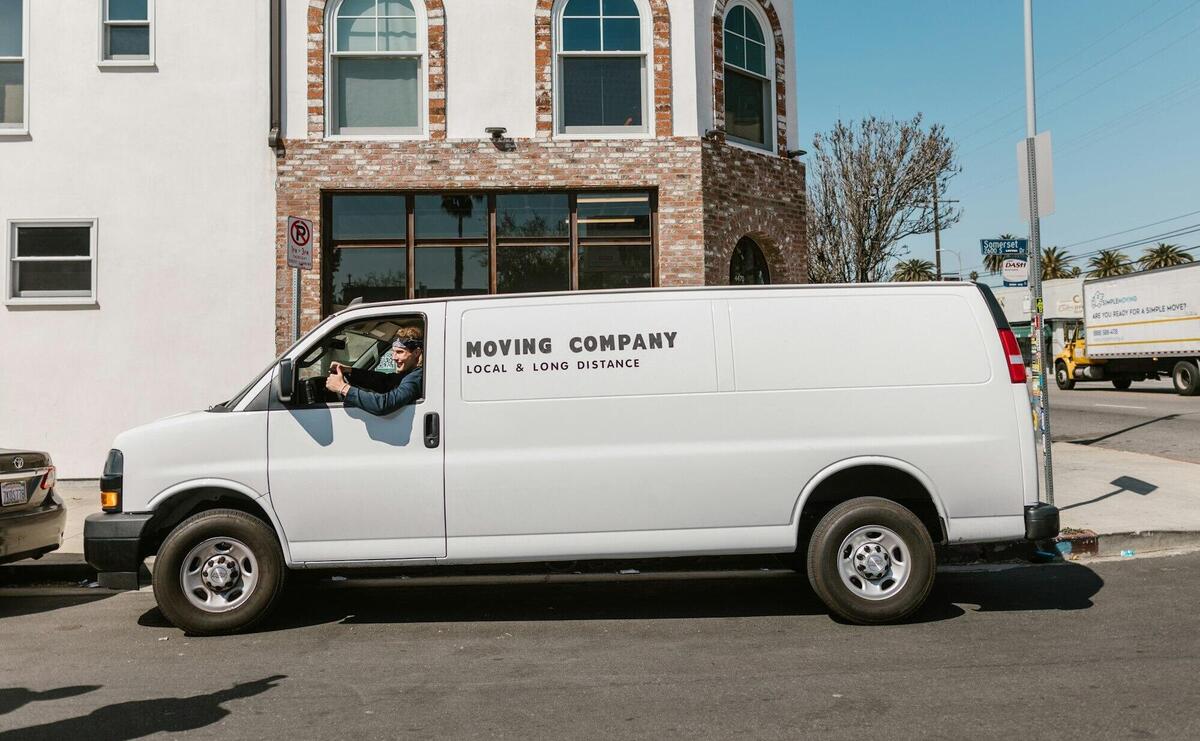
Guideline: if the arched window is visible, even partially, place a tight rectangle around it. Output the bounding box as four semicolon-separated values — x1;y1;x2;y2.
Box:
328;0;425;136
723;3;772;150
556;0;648;135
730;237;770;285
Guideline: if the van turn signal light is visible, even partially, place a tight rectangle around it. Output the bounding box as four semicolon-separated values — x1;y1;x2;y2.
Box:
101;490;120;511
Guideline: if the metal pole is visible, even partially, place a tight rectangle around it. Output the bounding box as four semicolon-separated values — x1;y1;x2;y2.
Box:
292;267;301;342
1024;0;1054;506
932;176;942;280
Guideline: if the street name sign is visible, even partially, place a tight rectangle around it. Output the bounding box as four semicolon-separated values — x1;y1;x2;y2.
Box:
980;238;1028;255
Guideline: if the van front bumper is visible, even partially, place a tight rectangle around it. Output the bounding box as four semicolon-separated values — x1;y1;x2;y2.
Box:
84;512;153;590
1025;503;1060;541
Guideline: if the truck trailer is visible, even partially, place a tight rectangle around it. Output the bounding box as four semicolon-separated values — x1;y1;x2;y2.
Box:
1055;262;1200;395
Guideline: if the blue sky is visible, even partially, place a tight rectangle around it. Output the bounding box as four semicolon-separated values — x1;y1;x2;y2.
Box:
795;0;1200;283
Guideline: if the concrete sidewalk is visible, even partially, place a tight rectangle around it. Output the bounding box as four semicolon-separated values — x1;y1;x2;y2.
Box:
3;443;1199;582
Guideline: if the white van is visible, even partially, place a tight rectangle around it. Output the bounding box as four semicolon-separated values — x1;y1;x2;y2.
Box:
85;284;1058;634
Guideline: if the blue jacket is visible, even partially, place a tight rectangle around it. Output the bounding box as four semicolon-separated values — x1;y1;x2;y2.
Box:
344;366;424;416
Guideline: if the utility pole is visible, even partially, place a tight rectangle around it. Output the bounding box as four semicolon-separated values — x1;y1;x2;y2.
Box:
1023;0;1054;505
930;177;959;280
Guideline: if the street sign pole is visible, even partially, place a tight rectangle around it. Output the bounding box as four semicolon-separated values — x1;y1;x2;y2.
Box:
1023;0;1054;506
293;267;301;342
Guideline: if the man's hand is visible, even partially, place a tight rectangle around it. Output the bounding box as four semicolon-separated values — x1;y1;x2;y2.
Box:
329;362;351;376
326;365;349;395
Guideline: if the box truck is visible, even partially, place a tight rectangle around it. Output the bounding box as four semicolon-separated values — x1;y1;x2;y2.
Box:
1056;262;1200;395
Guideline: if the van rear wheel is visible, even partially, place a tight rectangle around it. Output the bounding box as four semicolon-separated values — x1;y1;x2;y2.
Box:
153;509;286;636
806;497;935;625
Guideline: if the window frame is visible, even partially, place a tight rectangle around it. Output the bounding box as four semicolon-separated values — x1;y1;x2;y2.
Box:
321;189;658;316
325;0;428;140
6;219;100;306
722;0;775;154
98;0;155;68
553;0;653;138
0;0;28;135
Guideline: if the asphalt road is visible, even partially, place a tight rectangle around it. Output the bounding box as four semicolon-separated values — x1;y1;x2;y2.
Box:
1048;377;1200;463
3;554;1200;740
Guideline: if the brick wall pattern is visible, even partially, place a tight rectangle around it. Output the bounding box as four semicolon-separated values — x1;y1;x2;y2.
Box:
711;0;788;154
307;0;448;140
534;0;673;138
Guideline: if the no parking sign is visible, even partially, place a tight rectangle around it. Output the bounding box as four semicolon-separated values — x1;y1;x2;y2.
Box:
287;216;314;270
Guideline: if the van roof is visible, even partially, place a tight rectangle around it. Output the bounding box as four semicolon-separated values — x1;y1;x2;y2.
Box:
334;281;977;317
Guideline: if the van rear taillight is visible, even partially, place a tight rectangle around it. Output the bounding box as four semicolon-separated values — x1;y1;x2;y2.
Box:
998;329;1027;383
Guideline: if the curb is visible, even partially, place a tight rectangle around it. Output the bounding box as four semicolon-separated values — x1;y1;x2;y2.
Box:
1055;530;1200;559
0;553;95;586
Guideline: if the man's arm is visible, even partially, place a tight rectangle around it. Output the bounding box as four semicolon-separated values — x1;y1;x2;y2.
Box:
344;369;423;416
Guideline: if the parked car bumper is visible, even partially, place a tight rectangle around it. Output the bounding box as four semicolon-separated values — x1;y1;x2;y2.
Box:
84;512;154;590
1024;503;1060;541
0;491;66;565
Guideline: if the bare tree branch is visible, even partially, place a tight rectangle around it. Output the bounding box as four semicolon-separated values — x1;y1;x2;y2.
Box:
807;115;961;283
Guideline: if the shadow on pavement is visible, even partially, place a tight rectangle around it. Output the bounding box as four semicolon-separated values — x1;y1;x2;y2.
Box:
1065;413;1181;446
138;562;1105;632
0;590;115;621
0;686;101;717
1060;475;1158;511
0;675;286;741
935;562;1103;612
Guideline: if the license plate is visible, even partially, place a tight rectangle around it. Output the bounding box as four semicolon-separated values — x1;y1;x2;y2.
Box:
1;481;28;507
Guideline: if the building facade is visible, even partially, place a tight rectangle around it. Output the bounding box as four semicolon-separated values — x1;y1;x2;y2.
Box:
275;0;806;348
1;0;804;476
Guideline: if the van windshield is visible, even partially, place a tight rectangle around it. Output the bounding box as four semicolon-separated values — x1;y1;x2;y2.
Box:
208;315;339;412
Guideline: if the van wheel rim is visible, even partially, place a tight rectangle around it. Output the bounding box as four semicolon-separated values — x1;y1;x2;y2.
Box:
837;525;911;601
180;537;259;614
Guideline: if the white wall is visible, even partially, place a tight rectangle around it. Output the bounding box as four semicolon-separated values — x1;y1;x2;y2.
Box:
285;0;716;141
0;1;278;476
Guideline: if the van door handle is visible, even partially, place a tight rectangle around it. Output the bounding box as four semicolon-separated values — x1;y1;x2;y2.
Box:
423;412;440;449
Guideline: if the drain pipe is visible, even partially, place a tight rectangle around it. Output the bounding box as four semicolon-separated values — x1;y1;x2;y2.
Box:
268;0;283;150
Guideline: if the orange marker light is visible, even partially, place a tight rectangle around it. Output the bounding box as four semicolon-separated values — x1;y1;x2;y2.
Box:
101;491;120;510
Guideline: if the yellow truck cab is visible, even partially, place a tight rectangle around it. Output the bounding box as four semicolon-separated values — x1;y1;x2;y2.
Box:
1055;325;1128;391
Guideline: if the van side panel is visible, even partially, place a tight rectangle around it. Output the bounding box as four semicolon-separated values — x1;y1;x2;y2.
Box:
445;297;789;548
727;291;1026;539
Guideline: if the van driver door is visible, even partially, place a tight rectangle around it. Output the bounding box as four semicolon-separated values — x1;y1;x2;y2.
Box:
266;307;445;563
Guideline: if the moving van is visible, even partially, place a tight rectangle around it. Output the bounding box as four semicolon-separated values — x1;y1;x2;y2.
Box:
85;284;1058;634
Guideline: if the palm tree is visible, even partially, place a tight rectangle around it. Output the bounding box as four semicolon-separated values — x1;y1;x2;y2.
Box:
1069;265;1082;278
1139;242;1194;270
984;234;1018;274
969;270;979;282
892;258;936;282
1041;246;1073;280
1087;249;1132;278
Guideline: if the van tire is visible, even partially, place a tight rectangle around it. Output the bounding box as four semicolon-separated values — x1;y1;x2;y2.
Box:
1111;379;1132;390
806;497;935;625
1174;361;1200;396
1055;362;1075;390
153;509;286;636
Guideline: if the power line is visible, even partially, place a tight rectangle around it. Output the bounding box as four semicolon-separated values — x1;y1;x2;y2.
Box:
1059;208;1200;249
953;0;1199;144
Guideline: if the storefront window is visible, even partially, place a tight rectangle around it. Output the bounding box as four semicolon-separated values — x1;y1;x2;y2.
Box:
322;190;655;314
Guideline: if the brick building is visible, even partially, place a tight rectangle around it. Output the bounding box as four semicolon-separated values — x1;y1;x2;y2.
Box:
275;0;806;349
1;0;804;475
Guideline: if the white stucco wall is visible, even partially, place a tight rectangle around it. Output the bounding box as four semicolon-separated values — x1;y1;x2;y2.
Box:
285;0;715;141
0;1;277;477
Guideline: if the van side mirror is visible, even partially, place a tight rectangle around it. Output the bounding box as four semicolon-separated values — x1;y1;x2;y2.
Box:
278;359;295;403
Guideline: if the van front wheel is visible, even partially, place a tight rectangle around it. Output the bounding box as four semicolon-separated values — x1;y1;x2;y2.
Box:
806;497;935;624
153;509;286;636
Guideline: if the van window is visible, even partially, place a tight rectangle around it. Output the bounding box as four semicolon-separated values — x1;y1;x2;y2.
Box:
728;293;990;391
293;314;425;406
460;300;718;402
